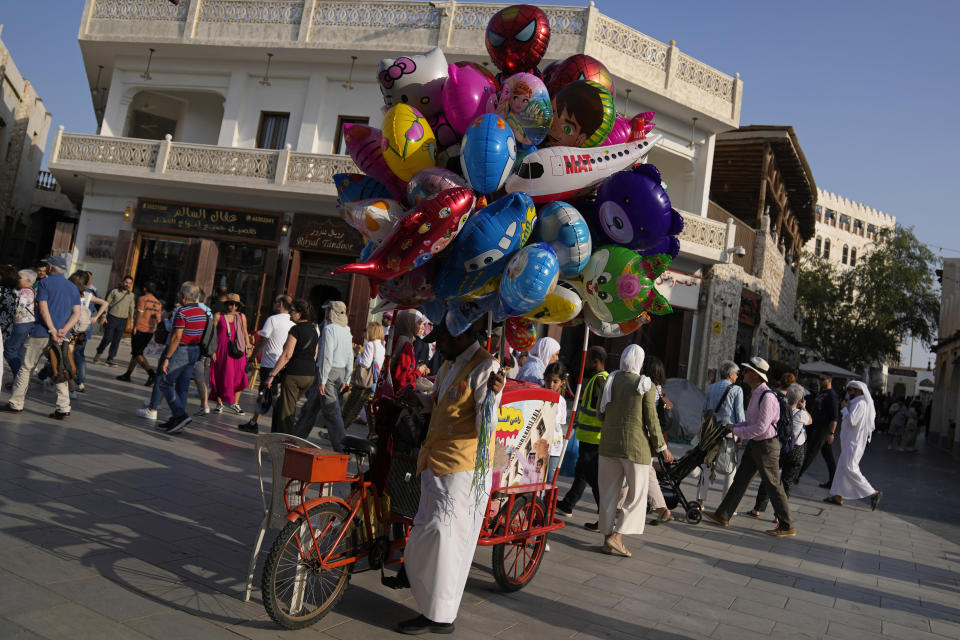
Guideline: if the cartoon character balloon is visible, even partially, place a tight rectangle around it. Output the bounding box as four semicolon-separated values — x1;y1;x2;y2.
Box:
485;4;551;75
406;167;469;206
377;47;456;146
581;245;672;323
334;173;391;204
333;187;476;281
499;242;560;316
378;259;441;307
522;280;583;324
340;198;405;245
489;72;553;147
582;304;649;338
460;113;517;195
505;316;537;352
542;54;615;97
380;104;438;182
546;80;616;148
536;201;592;277
441;62;499;135
594;164;685;256
433;192;537;300
342;124;408;202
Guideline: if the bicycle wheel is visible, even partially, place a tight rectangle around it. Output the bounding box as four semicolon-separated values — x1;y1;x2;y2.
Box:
261;502;355;629
491;495;547;592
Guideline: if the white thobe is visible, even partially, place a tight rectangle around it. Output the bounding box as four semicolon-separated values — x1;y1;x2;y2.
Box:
405;342;501;623
830;401;876;499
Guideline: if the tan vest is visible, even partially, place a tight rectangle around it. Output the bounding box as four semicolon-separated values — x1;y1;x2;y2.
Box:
417;347;495;476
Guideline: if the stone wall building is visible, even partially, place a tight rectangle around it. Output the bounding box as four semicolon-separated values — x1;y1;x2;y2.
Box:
0;25;53;264
804;189;895;269
931;258;960;456
691;126;817;387
49;0;742;353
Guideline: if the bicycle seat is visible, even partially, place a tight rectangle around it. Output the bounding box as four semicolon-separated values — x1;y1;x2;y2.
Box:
341;436;377;457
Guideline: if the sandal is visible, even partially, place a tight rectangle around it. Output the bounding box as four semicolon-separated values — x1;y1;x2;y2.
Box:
823;495;843;505
871;491;882;511
746;510;761;518
603;536;631;557
649;509;673;526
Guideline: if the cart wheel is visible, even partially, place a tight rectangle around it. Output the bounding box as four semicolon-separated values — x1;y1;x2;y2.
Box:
685;504;703;525
262;503;355;629
492;495;547;592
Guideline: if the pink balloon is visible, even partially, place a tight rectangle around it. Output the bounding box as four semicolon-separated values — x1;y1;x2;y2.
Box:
342;123;408;203
601;116;631;146
441;62;499;135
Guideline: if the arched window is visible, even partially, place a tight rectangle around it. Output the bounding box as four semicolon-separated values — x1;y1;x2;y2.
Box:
815;237;822;256
850;248;857;267
842;245;849;264
823;239;831;259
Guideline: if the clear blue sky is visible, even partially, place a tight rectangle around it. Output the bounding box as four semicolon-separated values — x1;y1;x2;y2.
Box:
3;0;955;364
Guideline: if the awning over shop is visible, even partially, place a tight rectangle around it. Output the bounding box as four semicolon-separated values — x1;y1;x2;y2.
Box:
799;360;857;377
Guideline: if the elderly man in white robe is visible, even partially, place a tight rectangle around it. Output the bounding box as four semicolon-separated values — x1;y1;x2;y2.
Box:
824;381;882;510
395;319;505;635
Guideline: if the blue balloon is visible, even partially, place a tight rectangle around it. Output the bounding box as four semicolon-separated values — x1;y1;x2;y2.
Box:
460;113;517;195
333;173;391;204
433;192;537;300
444;294;507;337
536;201;592;277
499;243;560;316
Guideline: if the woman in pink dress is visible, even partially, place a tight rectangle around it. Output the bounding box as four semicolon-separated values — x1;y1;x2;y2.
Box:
209;293;251;414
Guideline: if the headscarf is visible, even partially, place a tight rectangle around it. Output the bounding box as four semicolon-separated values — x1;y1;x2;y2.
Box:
600;344;653;412
516;337;560;385
844;380;876;441
392;309;422;355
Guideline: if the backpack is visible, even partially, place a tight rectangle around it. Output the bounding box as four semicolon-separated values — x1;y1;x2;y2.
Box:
47;340;76;384
198;310;218;358
75;292;93;334
762;390;796;453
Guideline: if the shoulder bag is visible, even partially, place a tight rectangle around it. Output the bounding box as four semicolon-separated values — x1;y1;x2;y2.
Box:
226;315;245;359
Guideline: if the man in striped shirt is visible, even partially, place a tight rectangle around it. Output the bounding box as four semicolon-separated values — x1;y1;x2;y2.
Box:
157;282;208;434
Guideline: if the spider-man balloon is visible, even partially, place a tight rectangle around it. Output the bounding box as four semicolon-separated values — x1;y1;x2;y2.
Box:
485;5;550;75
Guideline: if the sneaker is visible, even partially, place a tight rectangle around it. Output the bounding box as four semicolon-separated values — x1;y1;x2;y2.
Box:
703;511;730;527
105;359;118;367
76;383;85;392
545;542;551;552
195;407;211;416
161;414;192;434
238;420;259;434
49;410;70;420
229;403;245;415
116;373;132;382
397;615;454;635
214;404;223;413
556;502;573;517
765;527;797;538
137;408;158;420
584;521;599;532
0;403;23;413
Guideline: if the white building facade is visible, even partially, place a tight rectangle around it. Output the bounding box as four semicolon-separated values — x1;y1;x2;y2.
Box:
805;188;895;269
50;0;741;344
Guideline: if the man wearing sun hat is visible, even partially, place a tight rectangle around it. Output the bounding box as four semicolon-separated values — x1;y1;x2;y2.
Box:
703;356;796;537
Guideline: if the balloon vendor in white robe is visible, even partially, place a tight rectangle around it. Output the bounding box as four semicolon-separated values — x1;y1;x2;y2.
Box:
395;319;505;635
825;381;882;510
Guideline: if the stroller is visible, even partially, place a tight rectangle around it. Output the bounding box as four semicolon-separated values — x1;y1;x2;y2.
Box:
655;419;731;524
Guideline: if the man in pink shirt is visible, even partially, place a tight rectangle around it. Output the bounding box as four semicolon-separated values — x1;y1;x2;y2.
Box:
703;357;796;537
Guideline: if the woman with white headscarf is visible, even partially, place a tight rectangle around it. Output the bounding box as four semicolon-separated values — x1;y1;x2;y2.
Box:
596;345;671;557
825;381;882;510
516;337;560;385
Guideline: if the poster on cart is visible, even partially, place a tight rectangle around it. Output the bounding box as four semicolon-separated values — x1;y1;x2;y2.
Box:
492;385;559;490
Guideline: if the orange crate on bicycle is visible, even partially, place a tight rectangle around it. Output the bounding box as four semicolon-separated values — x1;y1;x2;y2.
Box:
281;447;350;483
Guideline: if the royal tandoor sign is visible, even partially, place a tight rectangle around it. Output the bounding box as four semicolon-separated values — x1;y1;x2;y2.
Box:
134;199;282;245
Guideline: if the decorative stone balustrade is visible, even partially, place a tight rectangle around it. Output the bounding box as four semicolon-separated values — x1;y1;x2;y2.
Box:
678;210;727;261
56;134;160;167
81;0;740;126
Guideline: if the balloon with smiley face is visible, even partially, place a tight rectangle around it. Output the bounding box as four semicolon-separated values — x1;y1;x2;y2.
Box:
499;242;560;316
489;72;553;147
593;164;685;256
546;80;616;148
581;245;672;323
485;4;551;76
460;113;517;195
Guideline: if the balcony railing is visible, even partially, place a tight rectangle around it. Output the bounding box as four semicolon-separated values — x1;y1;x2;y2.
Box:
50;130;358;195
35;170;60;192
81;0;741;126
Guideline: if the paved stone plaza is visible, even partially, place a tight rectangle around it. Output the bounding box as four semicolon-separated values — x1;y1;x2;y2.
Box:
1;351;959;640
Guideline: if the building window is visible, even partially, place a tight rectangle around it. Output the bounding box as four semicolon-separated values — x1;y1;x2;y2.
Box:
815;205;823;221
839;214;851;227
842;245;849;264
332;115;370;155
853;219;864;231
850;248;857;267
815;237;821;256
823;239;831;259
867;223;877;235
256;112;289;150
824;209;836;224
